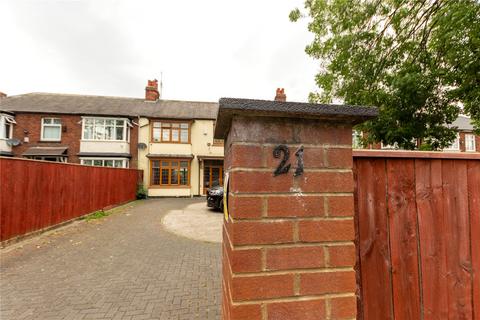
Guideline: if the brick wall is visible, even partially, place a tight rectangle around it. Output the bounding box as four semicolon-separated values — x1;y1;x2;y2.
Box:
11;113;83;163
11;113;139;167
222;117;357;320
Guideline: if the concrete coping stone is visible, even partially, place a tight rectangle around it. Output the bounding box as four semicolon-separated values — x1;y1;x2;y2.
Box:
214;97;378;139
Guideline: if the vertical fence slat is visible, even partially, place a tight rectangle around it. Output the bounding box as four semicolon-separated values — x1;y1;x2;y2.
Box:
356;158;394;319
0;158;140;242
443;160;473;319
387;159;422;319
415;159;448;319
468;160;480;319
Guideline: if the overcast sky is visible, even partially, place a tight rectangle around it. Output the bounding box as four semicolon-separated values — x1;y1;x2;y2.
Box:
0;0;318;102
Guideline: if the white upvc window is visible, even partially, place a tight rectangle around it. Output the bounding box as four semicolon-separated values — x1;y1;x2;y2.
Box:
41;118;62;141
465;134;476;152
80;158;129;168
0;114;15;139
444;133;460;151
82;117;130;142
381;142;399;150
352;130;363;149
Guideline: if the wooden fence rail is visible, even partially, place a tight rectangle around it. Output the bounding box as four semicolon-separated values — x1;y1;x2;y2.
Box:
353;150;480;320
0;157;142;242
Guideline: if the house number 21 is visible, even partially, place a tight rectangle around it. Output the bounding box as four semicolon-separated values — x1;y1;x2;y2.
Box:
273;145;304;177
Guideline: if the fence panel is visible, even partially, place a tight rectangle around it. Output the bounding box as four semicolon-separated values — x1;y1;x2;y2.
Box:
354;151;480;320
0;157;142;242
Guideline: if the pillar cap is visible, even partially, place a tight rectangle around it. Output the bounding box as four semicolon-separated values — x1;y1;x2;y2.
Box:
214;97;378;139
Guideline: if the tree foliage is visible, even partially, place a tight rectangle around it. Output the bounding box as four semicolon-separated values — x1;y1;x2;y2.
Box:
291;0;480;149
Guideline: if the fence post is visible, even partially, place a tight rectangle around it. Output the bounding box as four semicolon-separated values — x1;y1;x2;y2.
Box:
214;98;377;320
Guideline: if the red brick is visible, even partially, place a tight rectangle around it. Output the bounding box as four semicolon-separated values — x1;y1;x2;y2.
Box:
297;171;354;193
229;117;295;143
299;220;355;242
328;245;356;267
231;274;294;301
330;296;357;319
266;246;325;271
232;221;294;245
303;147;327;168
231;249;263;273
265;146;327;169
267;196;325;218
231;304;262;320
327;195;354;217
230;196;263;219
325;148;353;168
267;299;326;320
296;124;352;145
230;171;293;193
299;271;356;295
230;144;264;168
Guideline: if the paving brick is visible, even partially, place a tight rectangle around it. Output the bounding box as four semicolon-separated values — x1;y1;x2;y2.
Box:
0;199;221;320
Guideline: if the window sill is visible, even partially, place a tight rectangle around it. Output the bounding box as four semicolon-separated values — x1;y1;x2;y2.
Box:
148;185;191;189
81;140;128;143
39;140;62;143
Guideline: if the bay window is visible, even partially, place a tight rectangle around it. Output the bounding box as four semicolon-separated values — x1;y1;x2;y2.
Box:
82;117;129;141
152;121;190;143
150;159;190;186
41;118;62;141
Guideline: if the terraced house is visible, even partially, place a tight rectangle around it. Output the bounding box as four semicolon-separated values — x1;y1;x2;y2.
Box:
0;80;223;197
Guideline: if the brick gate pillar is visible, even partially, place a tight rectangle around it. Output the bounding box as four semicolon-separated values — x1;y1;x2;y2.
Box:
214;98;377;320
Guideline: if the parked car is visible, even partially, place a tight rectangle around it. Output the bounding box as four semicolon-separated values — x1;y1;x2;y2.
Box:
207;183;224;211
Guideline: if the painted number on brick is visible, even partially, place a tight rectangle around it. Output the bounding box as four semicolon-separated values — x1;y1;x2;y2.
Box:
273;145;304;177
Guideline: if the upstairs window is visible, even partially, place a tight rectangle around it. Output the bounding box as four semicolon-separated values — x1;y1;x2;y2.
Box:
41;118;62;141
0;114;15;139
466;134;476;152
83;117;129;141
152;121;190;143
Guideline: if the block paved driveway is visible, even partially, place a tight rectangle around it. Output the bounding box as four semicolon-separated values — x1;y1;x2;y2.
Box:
0;199;221;320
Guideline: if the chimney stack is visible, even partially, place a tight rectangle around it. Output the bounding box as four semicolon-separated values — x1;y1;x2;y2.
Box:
274;88;286;102
145;79;159;101
0;92;6;99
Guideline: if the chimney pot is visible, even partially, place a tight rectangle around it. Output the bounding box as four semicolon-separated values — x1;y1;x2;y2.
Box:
274;88;286;102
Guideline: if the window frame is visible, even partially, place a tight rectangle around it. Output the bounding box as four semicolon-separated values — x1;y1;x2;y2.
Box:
465;134;476;152
80;158;129;168
0;114;15;140
41;117;62;141
81;116;130;142
150;120;191;144
444;133;460;151
149;158;191;187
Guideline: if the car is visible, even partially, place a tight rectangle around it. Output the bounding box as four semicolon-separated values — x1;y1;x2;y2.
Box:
207;184;224;211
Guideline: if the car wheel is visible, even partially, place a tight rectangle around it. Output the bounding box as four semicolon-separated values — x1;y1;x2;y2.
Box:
219;199;224;212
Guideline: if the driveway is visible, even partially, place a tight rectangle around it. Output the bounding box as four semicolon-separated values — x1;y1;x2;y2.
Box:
0;198;222;320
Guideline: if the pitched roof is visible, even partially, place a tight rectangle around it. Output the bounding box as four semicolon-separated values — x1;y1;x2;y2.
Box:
0;92;218;120
451;115;474;131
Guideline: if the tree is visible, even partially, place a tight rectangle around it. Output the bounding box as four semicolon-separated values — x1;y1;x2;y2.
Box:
290;0;480;150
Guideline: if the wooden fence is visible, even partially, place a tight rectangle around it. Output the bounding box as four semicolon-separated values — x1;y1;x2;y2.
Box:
353;150;480;320
0;157;142;242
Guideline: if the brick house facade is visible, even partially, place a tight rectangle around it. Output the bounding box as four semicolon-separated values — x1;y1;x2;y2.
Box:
11;113;82;163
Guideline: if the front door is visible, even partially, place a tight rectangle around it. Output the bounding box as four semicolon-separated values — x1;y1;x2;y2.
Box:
203;160;223;194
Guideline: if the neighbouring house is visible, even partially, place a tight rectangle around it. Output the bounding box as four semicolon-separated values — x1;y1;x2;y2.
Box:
0;80;224;197
353;114;479;152
137;80;223;197
0;93;139;166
